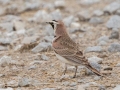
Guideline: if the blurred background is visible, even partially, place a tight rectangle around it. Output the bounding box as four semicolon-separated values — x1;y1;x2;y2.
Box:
0;0;120;90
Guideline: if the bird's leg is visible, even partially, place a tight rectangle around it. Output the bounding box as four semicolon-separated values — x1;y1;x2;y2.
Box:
73;66;78;78
63;64;67;75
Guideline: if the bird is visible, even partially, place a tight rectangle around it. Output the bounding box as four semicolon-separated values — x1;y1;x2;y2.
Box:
46;20;103;78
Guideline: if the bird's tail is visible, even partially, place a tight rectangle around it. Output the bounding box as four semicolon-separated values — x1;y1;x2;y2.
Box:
86;64;103;76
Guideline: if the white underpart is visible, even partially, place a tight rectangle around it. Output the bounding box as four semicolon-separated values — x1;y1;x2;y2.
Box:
55;53;79;66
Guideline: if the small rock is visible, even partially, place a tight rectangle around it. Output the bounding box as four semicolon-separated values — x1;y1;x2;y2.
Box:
63;15;74;26
0;0;10;5
41;54;49;61
13;20;25;31
79;0;100;5
97;36;109;43
7;80;18;87
88;62;101;72
113;85;120;90
28;65;36;70
45;25;54;36
18;77;30;87
25;2;40;10
0;38;12;45
50;9;62;20
42;36;54;43
78;10;92;21
0;8;6;15
62;81;70;86
98;41;107;46
0;88;13;90
89;17;103;25
70;22;81;33
106;15;120;29
0;46;7;51
16;29;26;35
1;15;20;22
109;31;119;39
0;56;11;67
108;43;120;52
93;10;104;16
116;63;120;67
0;22;13;31
0;74;5;77
103;66;112;70
94;76;101;81
98;86;106;90
33;10;52;23
88;56;103;64
69;82;77;87
29;61;44;65
104;2;120;14
54;0;65;8
85;46;103;53
22;36;39;44
116;9;120;15
77;85;85;90
31;42;51;53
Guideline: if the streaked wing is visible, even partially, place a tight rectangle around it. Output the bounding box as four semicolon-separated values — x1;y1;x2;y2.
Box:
53;36;80;56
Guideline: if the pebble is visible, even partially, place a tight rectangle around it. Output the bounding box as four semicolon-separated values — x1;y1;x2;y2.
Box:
89;17;103;25
17;77;38;87
94;76;101;81
85;46;103;53
7;80;18;87
78;10;92;21
97;36;109;43
50;9;62;20
45;25;54;36
0;22;13;31
106;15;120;29
54;0;65;8
41;54;49;61
42;36;54;43
98;41;107;46
88;56;103;64
13;20;25;31
108;43;120;52
113;85;120;90
0;55;11;67
33;10;52;23
0;46;7;51
109;31;119;39
104;2;120;14
116;9;120;15
62;81;70;86
93;10;104;16
0;38;11;45
31;42;51;53
25;2;40;10
0;88;13;90
77;85;85;90
116;63;120;67
63;15;74;26
98;86;106;90
69;82;77;87
79;0;100;6
22;36;39;45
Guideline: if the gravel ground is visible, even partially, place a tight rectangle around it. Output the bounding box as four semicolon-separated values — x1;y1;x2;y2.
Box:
0;0;120;90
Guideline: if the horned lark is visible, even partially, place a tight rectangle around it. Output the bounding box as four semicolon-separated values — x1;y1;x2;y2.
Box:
46;20;103;78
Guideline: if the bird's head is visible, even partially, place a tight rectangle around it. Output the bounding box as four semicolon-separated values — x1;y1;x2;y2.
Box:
46;20;68;36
